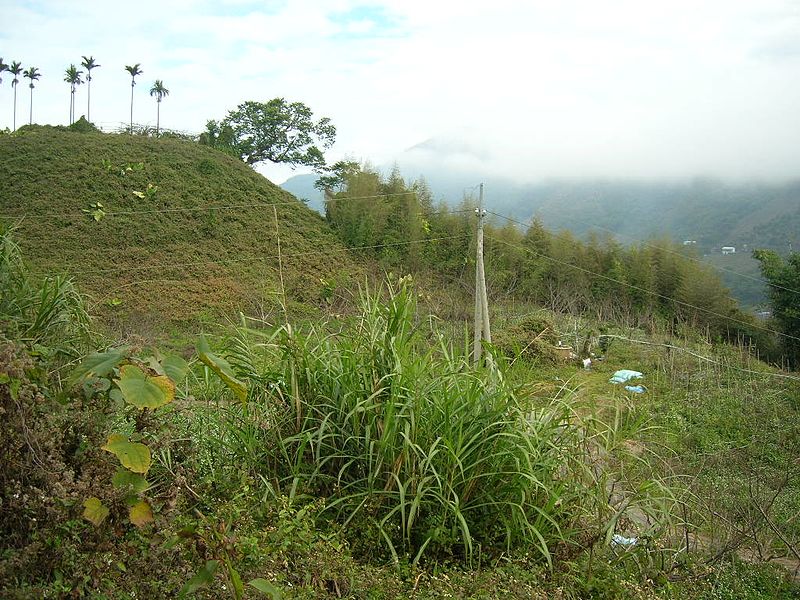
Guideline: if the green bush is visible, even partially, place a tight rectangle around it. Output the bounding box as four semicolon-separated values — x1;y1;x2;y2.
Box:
492;312;561;364
68;116;101;134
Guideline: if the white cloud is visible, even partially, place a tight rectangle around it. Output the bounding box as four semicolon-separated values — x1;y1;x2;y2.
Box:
2;0;799;182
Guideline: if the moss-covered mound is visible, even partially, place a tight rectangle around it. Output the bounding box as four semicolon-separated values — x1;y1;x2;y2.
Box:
0;127;361;329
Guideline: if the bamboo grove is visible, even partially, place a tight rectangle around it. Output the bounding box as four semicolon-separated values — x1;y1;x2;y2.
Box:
324;164;775;354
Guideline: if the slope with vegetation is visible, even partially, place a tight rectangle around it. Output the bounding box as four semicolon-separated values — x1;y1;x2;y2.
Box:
1;127;799;598
1;231;798;597
322;164;781;358
0;124;362;334
294;161;800;307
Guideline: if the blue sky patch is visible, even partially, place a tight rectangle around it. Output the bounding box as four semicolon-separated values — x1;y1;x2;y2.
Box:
328;5;405;40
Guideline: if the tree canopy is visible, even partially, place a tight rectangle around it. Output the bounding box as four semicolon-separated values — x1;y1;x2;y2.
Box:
314;160;361;192
216;98;336;170
753;249;800;366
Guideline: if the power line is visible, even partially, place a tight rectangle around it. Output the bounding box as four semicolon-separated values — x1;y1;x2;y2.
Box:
0;201;287;221
486;210;800;299
12;185;796;344
324;191;419;201
485;233;800;345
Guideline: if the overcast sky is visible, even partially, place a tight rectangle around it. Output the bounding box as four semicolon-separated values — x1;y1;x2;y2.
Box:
2;0;799;183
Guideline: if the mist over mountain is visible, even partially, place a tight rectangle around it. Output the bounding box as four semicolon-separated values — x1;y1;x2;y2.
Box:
281;136;800;307
283;137;799;252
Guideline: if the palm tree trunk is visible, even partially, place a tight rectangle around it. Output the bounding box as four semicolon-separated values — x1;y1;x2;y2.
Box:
156;100;160;136
13;86;17;132
29;87;33;125
130;82;134;134
87;79;91;123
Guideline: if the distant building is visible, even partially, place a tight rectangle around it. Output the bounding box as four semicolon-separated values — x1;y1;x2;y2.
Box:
721;246;735;255
682;240;697;246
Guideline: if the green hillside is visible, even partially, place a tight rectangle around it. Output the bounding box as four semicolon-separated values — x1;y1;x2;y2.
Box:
0;126;362;330
2;127;799;598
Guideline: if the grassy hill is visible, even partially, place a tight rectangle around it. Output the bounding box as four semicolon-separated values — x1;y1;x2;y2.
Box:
0;126;363;333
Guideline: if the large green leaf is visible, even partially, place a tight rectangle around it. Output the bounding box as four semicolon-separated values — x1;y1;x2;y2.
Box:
70;349;127;384
101;434;151;474
116;365;175;409
196;335;247;402
83;497;110;526
179;560;219;597
112;468;150;494
161;354;189;384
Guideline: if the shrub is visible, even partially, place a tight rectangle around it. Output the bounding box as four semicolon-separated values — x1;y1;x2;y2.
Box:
68;117;101;134
493;312;561;364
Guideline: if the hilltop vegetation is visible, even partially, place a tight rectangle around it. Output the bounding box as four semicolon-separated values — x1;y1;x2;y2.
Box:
283;169;800;257
282;170;800;308
0;125;362;333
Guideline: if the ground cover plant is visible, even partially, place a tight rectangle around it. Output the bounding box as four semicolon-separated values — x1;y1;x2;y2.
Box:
6;243;797;597
0;239;673;597
208;278;669;568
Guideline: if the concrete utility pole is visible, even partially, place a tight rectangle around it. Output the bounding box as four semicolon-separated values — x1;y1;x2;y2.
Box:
473;183;491;365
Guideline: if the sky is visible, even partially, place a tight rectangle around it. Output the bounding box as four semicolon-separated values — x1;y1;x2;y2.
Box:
2;0;800;184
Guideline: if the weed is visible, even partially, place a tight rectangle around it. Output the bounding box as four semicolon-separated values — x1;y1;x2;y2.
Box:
82;201;106;221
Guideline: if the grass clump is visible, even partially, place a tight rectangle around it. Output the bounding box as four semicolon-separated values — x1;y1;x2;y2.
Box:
0;222;90;356
209;278;658;568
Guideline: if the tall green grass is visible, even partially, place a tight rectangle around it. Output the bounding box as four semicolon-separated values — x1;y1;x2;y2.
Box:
0;223;90;353
203;280;672;566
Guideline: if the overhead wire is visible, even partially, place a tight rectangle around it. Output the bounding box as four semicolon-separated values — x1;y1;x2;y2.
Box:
487;211;800;295
494;209;800;298
10;182;798;344
486;210;800;299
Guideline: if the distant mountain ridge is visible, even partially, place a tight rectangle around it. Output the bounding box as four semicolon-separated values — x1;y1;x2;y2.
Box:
280;174;325;213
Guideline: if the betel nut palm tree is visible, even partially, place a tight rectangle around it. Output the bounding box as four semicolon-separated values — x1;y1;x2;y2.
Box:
81;56;100;123
64;64;83;124
149;79;169;135
23;66;41;125
9;61;23;131
124;63;142;134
